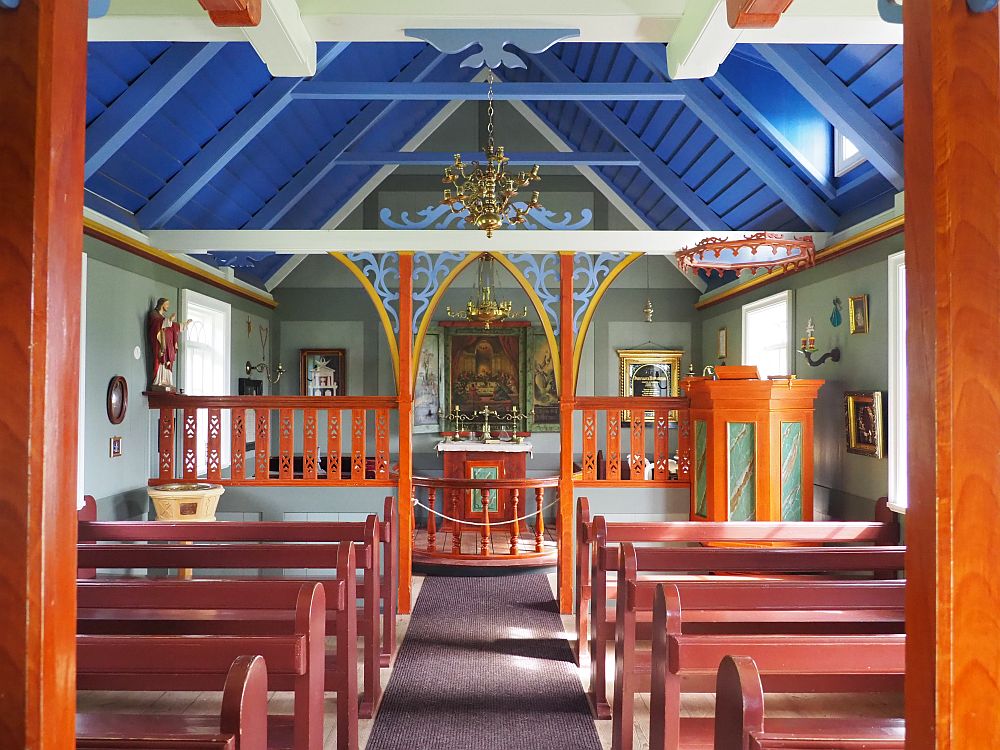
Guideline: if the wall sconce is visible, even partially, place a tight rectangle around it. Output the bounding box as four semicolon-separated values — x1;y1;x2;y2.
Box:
798;317;841;367
245;359;285;384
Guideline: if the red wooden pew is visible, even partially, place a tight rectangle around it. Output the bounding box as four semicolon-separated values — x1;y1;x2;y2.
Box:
711;653;905;750
596;541;904;728
78;506;388;718
581;500;900;712
78;581;339;750
77;654;268;750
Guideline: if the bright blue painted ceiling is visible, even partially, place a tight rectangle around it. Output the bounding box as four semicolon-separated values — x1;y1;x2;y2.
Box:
83;39;904;290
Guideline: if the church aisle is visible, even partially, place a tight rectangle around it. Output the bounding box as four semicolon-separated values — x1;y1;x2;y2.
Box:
365;573;602;750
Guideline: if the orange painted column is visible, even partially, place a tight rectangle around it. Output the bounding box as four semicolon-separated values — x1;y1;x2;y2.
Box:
557;251;576;614
904;4;1000;747
397;252;415;613
0;2;87;747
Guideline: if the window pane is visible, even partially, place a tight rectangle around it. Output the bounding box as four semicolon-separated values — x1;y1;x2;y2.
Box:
744;296;789;379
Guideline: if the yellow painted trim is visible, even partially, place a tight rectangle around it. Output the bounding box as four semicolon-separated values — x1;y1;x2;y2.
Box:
490;253;561;388
328;252;401;387
694;214;906;310
83;216;278;309
411;253;481;388
571;252;643;393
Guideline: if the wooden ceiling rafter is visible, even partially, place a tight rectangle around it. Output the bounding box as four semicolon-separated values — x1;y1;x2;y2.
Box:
727;0;795;29
197;0;261;27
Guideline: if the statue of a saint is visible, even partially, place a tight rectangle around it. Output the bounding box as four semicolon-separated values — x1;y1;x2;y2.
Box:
148;298;191;391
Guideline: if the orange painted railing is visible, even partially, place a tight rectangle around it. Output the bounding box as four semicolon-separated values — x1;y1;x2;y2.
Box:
411;475;559;560
573;396;691;487
147;393;399;487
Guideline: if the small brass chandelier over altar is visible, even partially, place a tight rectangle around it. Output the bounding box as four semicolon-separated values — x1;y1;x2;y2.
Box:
447;253;526;329
440;69;543;237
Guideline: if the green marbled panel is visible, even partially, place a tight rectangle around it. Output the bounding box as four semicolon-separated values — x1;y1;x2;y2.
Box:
727;422;756;521
695;420;707;517
780;422;803;521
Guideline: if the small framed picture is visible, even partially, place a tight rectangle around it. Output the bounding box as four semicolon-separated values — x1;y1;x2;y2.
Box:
300;349;346;396
717;327;728;359
845;391;884;458
109;436;122;458
238;377;263;396
849;294;870;334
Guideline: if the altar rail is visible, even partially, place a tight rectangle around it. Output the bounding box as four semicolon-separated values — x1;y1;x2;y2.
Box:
147;394;399;487
573;396;691;487
411;476;560;561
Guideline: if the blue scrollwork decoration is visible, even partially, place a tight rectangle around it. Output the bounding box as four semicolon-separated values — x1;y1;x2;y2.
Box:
206;251;275;269
411;251;466;333
876;0;902;24
405;28;579;70
969;0;999;12
506;254;561;335
346;252;400;333
572;252;627;335
89;0;110;17
380;203;592;231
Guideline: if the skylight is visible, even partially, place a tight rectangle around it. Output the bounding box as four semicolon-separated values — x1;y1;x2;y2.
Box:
835;130;867;176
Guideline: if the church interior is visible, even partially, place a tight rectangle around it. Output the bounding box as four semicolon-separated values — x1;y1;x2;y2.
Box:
2;1;997;749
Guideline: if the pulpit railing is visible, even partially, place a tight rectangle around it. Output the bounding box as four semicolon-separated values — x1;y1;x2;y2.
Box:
147;393;399;487
411;476;560;560
573;396;692;487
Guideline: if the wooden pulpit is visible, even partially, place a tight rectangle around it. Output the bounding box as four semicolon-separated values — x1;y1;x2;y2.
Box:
681;367;822;522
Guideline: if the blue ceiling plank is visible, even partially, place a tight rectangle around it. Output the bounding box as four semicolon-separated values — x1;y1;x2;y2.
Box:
136;42;352;230
527;50;723;231
754;44;904;191
85;42;226;181
245;47;447;230
626;43;838;231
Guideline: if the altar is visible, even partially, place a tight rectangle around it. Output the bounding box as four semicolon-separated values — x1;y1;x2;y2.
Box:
435;440;533;533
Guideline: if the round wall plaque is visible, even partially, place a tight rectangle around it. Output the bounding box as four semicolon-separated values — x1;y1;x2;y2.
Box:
106;375;128;425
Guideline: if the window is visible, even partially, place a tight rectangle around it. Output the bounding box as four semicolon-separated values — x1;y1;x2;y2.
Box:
835;130;867;176
742;290;792;379
887;251;907;512
180;289;231;475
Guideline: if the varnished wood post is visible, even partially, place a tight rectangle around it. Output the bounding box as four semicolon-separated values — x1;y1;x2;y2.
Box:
397;252;414;612
426;487;436;552
535;487;545;553
481;490;491;555
509;489;520;555
0;2;87;747
451;490;461;554
558;251;576;613
904;3;1000;747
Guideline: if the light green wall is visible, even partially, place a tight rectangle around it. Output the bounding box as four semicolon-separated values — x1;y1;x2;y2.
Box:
696;234;904;520
83;236;276;519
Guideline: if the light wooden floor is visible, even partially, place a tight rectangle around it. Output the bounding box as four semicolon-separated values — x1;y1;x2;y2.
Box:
413;527;558;557
77;573;902;750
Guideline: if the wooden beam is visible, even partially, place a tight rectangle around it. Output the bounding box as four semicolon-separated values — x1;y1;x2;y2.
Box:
727;0;794;28
397;253;414;615
904;2;1000;747
0;1;87;747
666;0;741;80
242;0;316;76
557;252;575;614
292;81;688;101
198;0;261;27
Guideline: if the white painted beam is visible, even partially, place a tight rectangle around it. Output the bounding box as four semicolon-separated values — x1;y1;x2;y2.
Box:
667;0;740;80
242;0;316;76
146;228;830;256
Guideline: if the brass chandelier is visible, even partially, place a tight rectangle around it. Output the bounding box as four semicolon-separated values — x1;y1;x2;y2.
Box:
446;254;526;329
440;69;543;237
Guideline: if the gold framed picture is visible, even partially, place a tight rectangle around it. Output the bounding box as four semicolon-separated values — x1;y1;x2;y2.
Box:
618;349;684;423
845;391;884;458
717;328;728;359
849;294;870;334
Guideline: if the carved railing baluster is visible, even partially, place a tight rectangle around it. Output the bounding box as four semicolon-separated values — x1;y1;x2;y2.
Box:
451;490;461;554
535;487;545;553
427;488;437;552
481;490;491;556
509;489;520;555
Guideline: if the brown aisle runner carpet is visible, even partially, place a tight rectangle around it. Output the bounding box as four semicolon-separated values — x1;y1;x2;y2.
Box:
365;573;603;750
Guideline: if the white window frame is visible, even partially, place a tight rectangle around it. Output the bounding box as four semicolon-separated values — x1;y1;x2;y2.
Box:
834;130;867;177
179;289;232;476
742;290;794;379
887;251;907;513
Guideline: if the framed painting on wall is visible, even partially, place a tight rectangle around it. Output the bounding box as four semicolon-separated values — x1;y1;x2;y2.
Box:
300;349;346;396
414;329;444;433
618;348;684;423
444;325;527;418
717;328;728;360
849;295;870;334
845;390;884;458
527;331;560;432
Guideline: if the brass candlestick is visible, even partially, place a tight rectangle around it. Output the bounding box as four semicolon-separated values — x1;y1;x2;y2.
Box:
498;406;533;442
475;405;501;443
445;405;475;440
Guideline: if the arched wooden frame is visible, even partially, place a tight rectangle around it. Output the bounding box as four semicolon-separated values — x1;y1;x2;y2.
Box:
410;252;561;393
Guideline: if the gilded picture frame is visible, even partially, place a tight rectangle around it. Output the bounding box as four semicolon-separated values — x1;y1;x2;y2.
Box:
845;390;884;458
848;294;870;334
618;349;684;423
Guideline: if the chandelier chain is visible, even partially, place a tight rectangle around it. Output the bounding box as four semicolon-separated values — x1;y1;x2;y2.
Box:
486;68;495;153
